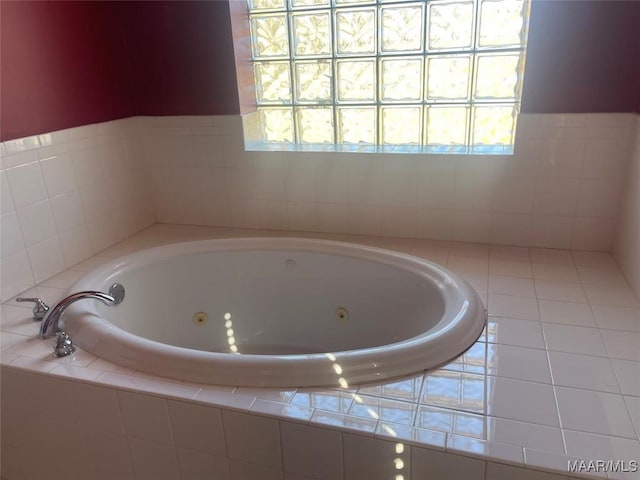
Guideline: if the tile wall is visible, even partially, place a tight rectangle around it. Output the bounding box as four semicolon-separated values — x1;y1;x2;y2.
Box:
141;113;636;252
1;113;636;300
0;365;575;480
0;119;155;302
614;116;640;298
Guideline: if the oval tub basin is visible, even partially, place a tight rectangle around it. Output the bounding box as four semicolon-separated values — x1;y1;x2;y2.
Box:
64;238;486;387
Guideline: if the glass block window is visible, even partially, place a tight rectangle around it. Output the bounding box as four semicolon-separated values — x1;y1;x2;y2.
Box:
247;0;530;152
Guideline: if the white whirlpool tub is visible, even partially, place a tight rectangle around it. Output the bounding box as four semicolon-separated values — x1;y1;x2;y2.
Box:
64;238;486;387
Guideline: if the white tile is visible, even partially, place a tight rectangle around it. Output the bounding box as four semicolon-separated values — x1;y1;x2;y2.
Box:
452;211;492;244
411;447;485;480
555;387;636;438
344;433;409;480
583;284;639;308
375;422;446;450
316;203;349;233
250;399;313;422
310;410;377;435
349;395;417;426
381;206;417;238
0;212;25;259
117;390;174;444
0;304;39;336
222;410;282;469
485;462;568;480
449;242;489;259
39;153;78;197
290;389;354;414
572;251;619;269
447;256;489;275
535;281;587;303
177;448;230;480
600;329;640;361
563;430;640;480
454;175;494;212
417;174;455;208
492;178;536;213
530;248;574;266
485;417;564;454
533;178;580;216
591;305;640;332
40;268;84;289
487;344;552;384
583;137;629;179
281;422;342;480
128;436;180;480
316;171;348;204
538;300;596;326
26;235;65;283
347;205;381;236
83;431;135;478
524;449;606;479
72;382;125;435
484;317;546;349
611;359;640;397
3;148;40;168
543;323;607;357
288;202;318;232
578;266;629;287
576;179;622;218
489;294;539;321
16;200;56;247
287;170;318;203
415;405;485;438
358;374;424;403
254;169;287;201
571;217;615;252
168;400;225;456
490;245;531;262
229;460;283;480
489;213;532;247
486;376;559;427
6;161;48;209
49;191;86;232
625;396;640;438
548;351;620;393
421;371;486;414
489;260;533;279
446;434;524;465
0;171;15;214
58;224;92;267
460;272;488;293
532;263;580;282
530;216;574;250
382;172;417;207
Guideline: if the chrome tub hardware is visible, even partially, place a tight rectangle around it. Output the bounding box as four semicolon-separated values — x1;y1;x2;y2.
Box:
39;283;125;339
53;331;75;357
17;283;125;357
15;297;49;321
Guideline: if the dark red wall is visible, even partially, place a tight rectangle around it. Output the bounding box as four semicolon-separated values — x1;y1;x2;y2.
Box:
521;0;640;114
118;1;239;117
1;0;639;141
0;1;135;141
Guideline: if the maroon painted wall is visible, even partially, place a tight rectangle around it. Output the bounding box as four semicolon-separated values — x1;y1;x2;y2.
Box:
0;1;135;141
521;0;640;114
1;0;639;141
118;1;239;117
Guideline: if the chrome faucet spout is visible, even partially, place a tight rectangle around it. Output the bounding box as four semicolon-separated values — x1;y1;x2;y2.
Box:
39;291;116;339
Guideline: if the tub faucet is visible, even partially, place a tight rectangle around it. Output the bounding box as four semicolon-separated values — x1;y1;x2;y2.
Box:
17;283;125;357
39;291;118;339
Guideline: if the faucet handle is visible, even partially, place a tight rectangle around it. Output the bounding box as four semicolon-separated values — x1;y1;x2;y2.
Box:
16;297;50;321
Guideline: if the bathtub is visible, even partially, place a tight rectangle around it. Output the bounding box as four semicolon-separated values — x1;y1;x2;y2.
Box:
63;238;486;387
